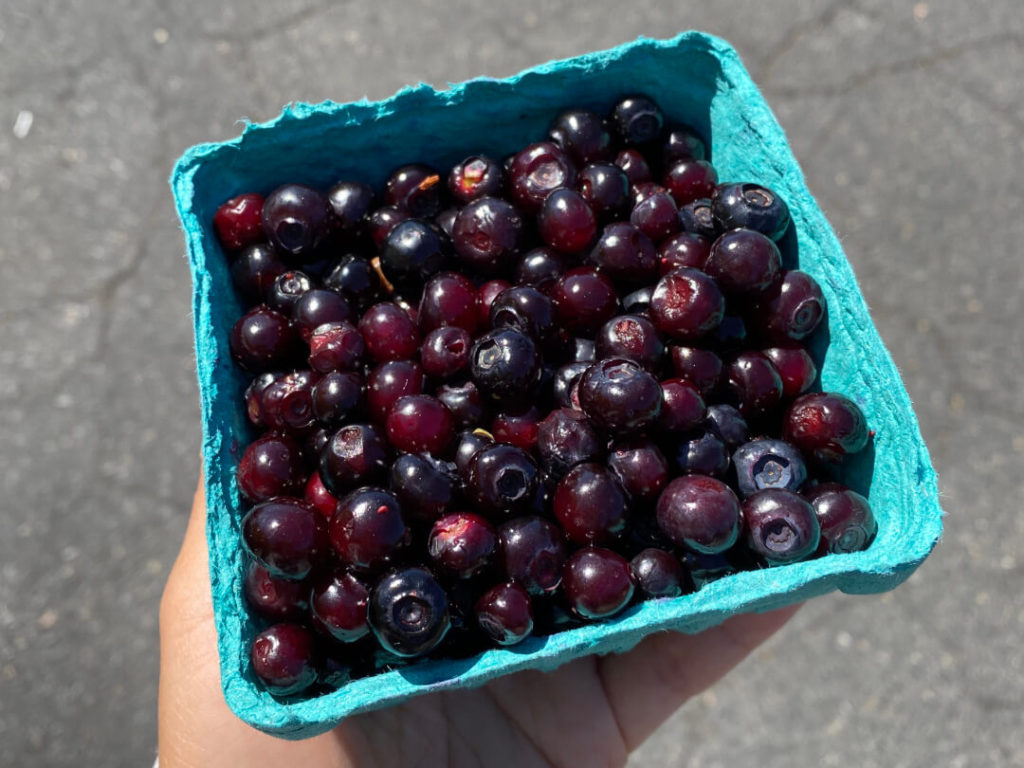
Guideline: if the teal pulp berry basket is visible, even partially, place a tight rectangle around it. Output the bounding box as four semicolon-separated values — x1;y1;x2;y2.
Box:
171;31;943;739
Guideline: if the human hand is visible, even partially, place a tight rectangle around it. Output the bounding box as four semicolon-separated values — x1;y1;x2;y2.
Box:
159;476;799;767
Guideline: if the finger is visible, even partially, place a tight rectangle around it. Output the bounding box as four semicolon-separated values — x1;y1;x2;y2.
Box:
158;474;347;767
598;604;801;751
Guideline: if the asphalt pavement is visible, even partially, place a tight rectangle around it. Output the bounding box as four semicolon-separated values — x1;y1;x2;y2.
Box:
1;1;1022;765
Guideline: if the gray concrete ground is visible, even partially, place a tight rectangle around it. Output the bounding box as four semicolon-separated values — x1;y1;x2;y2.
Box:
1;1;1021;765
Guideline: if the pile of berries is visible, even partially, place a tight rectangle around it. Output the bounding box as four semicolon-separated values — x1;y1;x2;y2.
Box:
215;94;876;698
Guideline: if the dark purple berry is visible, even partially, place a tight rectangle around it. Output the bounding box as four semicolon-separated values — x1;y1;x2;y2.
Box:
435;380;487;429
614;148;652;185
292;289;352;340
476;582;533;645
712;182;790;241
244;560;310;621
578;358;662;435
384;164;443;218
261;184;331;261
491;406;541;453
549;109;613;164
752;270;826;344
250;623;318;696
379;219;451;296
452;197;524;274
594;314;663;371
630;191;680;243
588;223;658;285
622;286;654;316
783;392;869;464
454;430;493;477
550;267;621;336
267;270;314;314
330;487;409;572
743;489;820;565
662;126;707;164
733;439;808;498
663;160;719;207
611;94;664;145
421;326;472;379
245;372;280;427
650;268;724;342
677;198;718;239
553;463;628;544
259;370;318;435
448;155;505;203
236;434;305;503
385;394;455;456
215;192;265;253
658;378;706;432
389;453;456;524
231;243;287;306
656;475;741;554
607;437;670;501
242;498;328;580
552;362;591;409
726;351;784;417
705;403;749;449
428;513;497;578
229;306;298;373
319;423;391;495
464;444;539;515
763;347;818;398
704;229;782;297
673;429;730;478
536;407;603;476
497;516;567;595
304;471;339;519
311;570;370;643
308;320;364;373
562;547;635;620
509;141;576;213
538;188;598;254
366;360;425;424
470;328;541;404
667;345;723;395
515;248;566;289
367;206;411;250
490;286;556;342
630;548;690;598
418;271;479;334
658;232;711;274
368;567;450;657
326;180;375;232
358;303;421;363
577;162;630;219
805;483;876;554
323;256;381;310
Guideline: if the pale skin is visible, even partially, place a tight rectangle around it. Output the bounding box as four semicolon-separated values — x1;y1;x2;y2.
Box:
159;477;799;768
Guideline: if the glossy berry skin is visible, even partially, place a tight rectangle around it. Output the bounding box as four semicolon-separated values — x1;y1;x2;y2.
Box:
536;408;603;476
308;321;364;374
630;548;690;598
428;513;497;578
650;268;725;342
630;191;680;243
705;403;749;449
470;328;542;404
577;162;630;220
267;270;314;314
258;370;318;435
656;475;742;554
304;470;339;519
491;406;541;453
417;272;479;334
726;351;784;417
242;499;328;580
311;570;370;642
448;155;505;203
658;232;711;274
677;198;718;240
658;378;707;432
663;160;719;207
385;394;455;456
215;192;265;253
366;206;411;249
477;279;512;328
673;429;731;478
508;141;576;213
384;163;443;218
588;223;658;285
712;183;791;241
421;326;472;379
614;149;652;185
236;434;305;503
379;219;451;296
622;286;653;316
538;188;598;254
369;567;451;657
244;560;310;621
552;362;591;409
292;289;352;340
464;444;539;515
550;267;621;336
245;372;280;427
704;229;782;297
319;423;391;495
358;303;421;363
330;487;409;572
733;439;808;498
612;94;664;145
667;346;723;396
324;255;381;310
805;483;877;554
783;392;869;463
389;453;455;523
753;270;826;344
229;306;297;373
250;623;318;696
562;547;635;621
231;243;287;306
607;438;670;501
261;184;331;261
454;430;492;476
763;347;818;398
549;109;613;164
662;126;707;164
476;582;533;645
365;360;425;424
515;248;565;289
497;516;567;595
435;380;486;429
326;180;375;232
579;358;662;435
452;197;524;274
490;286;556;342
553;462;628;544
743;489;820;565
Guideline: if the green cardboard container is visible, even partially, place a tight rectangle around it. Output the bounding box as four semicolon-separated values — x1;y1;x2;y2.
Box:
171;31;942;739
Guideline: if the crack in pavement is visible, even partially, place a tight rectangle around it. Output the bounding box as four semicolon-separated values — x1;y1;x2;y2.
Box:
198;0;339;44
755;0;854;83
